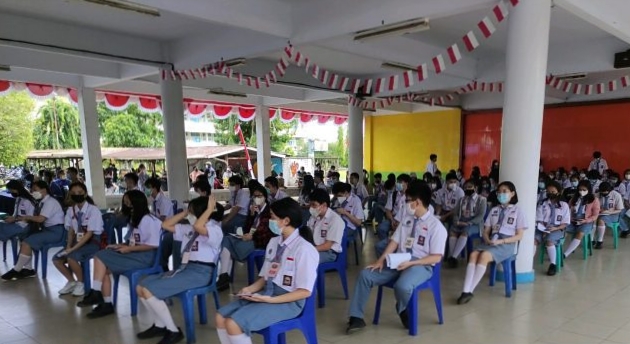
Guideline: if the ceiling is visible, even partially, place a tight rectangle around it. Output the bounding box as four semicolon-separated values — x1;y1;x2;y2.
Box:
0;0;629;114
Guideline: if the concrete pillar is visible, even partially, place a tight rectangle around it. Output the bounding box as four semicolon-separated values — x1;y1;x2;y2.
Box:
499;0;552;283
255;102;271;182
77;87;106;208
347;104;364;180
160;76;188;204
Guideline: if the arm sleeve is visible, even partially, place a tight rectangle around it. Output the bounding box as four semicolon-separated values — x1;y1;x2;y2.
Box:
472;198;487;226
429;223;447;255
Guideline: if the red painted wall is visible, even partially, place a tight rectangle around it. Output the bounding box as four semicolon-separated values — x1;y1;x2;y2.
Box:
462;101;630;177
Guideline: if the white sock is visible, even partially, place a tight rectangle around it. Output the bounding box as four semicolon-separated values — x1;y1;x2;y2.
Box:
14;254;32;272
92;280;103;291
470;264;487;293
546;246;557;264
448;237;457;257
228;333;252;344
597;225;606;241
462;263;476;293
23;255;33;269
104;296;112;303
146;297;178;332
220;248;233;275
452;236;468;258
140;298;160;327
217;328;231;344
564;238;581;256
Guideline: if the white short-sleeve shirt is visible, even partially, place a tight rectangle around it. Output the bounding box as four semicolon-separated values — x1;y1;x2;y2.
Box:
13;197;35;228
599;190;624;211
230;188;251;216
535;200;570;228
64;203;104;235
339;194;364;230
352;184;369;201
308;207;345;253
131;214;162;247
259;230;319;292
436;187;465;212
385;190;404;216
391;210;447;261
151;192;174;219
618;181;630;201
38;195;64;227
269;189;289;204
174;219;223;263
484;204;528;237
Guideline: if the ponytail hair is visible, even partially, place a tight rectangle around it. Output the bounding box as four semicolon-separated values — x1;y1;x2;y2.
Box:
270;197;315;245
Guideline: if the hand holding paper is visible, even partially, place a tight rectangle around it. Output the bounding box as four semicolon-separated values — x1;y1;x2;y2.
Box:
386;253;412;269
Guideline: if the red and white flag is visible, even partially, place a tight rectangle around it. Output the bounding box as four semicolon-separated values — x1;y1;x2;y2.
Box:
417;63;428;81
339;77;349;91
269;71;277;82
446;94;454;101
303;57;311;71
493;2;508;22
275;64;285;77
622;75;630;87
480;82;487;92
254;78;261;89
320;70;330;84
584;84;593;95
374;77;386;93
161;69;166;80
403;70;414;88
170;70;176;80
351;79;361;94
364;79;374;93
478;17;496;38
328;74;339;89
447;44;462;64
388;75;399;91
284;45;294;58
264;75;271;87
608;80;617;92
509;0;519;6
597;83;605;94
237;73;243;85
463;31;480;52
552;78;562;89
293;51;303;65
311;65;320;78
379;100;385;108
432;55;446;74
562;82;572;93
246;76;253;87
572;83;582;95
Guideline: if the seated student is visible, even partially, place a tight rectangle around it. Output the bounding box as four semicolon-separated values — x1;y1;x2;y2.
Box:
346;180;446;333
429;176;440;207
298;175;315;226
537;174;548;206
54;183;104;296
146;177;176;272
264;176;288;204
563;181;600;258
222;176;250;235
331;182;365;238
307;188;345;263
314;172;328;191
350;172;369;206
124;172;141;192
619;170;630;238
214;198;318;344
587;170;602;193
78;190;162;319
594;182;623;249
218;186;276;291
192;179;211;197
446;181;487;268
0;180;36;244
477;176;492;199
562;175;580;203
376;174;410;257
609;172;621;192
135;196;224;344
457;181;527;305
534;181;570;276
1;181;65;281
435;172;465;227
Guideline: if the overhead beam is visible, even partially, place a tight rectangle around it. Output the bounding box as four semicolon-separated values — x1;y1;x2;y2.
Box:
555;0;630;44
0;68;81;88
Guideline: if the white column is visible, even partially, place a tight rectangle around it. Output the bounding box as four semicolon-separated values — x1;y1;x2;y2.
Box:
347;104;364;179
255;102;271;182
499;0;551;283
160;77;188;204
77;87;106;208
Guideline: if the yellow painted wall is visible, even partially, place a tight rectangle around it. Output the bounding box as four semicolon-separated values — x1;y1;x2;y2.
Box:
364;109;462;175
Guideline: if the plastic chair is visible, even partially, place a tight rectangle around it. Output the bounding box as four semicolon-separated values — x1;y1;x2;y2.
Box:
581;233;593;260
33;231;67;279
372;263;443;336
538;237;565;272
171;200;178;216
346;226;360;266
2;237;18;264
175;265;220;344
488;255;517;297
81;213;117;291
246;249;265;285
610;222;620;249
112;231;165;316
316;229;349;308
253;286;318;344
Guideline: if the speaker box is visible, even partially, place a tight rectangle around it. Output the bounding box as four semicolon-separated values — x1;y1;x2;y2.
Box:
614;50;630;69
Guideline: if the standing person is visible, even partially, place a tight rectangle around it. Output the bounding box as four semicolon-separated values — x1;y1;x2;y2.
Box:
446;181;487;268
0;180;36;245
137;164;149;192
307;189;345;263
346;181;446;333
205;163;216;190
222;176;250;235
563;181;600;258
189;167;203;185
214;198;318;344
594;182;623;249
588;151;608;175
54;182;103;296
426;154;438;176
264;176;288;204
534;181;570;276
315;163;324;177
457;181;527;305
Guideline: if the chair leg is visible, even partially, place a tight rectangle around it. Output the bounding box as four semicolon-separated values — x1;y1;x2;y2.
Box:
181;294;196;344
538;245;544;264
317;272;326;308
488;262;496;287
33;251;39;273
511;260;517;291
113;275;120;306
612;225;619;249
503;261;512;298
372;286;384;325
82;262;92;291
432;285;444;324
2;241;6;262
247;256;256;285
11;238;18;265
198;294;208;324
303;321;319;344
339;268;349;300
278;332;287;344
129;275;139;316
408;289;419;336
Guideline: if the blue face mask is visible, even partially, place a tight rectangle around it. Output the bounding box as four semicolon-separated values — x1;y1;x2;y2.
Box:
497;193;510;205
571;181;579;188
538;182;545;190
269;220;282;236
396;183;403;191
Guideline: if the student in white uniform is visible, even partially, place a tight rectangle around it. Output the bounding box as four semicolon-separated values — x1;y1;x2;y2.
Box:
0;180;36;245
619;169;630;238
587;170;602;193
307;188;345;263
447;181;487;268
534;181;570;276
588;151;608;175
215;198;318;344
537;174;547;206
264;176;288;204
426;154;438;176
1;181;65;281
346;180;446;333
54;182;104;296
563;180;600;258
124;172;141;192
457;181;527;305
594;182;624;249
332;182;365;239
435;172;465;227
376;174;410;257
135;196;224;344
145;177;177;272
350;172;369;207
223;176;250;235
314;172;328;191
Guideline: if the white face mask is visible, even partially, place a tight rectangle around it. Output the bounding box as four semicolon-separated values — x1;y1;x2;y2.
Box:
448;183;457;191
253;196;265;206
337;196;347;204
309;206;320;218
579;190;588;197
31;191;43;200
186;214;197;224
406;202;416;215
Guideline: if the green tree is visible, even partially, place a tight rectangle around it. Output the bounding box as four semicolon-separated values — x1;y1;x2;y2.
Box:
0;92;35;164
213;115;297;153
328;126;348;167
98;104;164;147
34;97;81;150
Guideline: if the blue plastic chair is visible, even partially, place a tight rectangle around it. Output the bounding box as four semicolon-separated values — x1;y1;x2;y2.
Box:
488;255;517;297
246;249;265;285
538;237;565;272
316;228;349;308
171;200;178;216
253;286;318;344
81;213;117;291
346;227;360;266
372;263;443;336
112;231;165;316
2;237;18;264
175;264;221;344
33;230;67;279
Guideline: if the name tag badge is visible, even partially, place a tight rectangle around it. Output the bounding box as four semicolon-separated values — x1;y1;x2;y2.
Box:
417;235;426;246
451;199;456;204
282;274;293;287
181;252;190;265
20;210;26;215
556;215;562;222
285;257;295;272
76;232;84;241
191;241;199;252
320;229;327;238
268;262;280;278
507;217;515;225
404;237;414;249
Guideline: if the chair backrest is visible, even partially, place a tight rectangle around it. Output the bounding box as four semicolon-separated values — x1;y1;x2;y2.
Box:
171;200;178;216
337;227;350;265
152;231;167;269
102;213;117;245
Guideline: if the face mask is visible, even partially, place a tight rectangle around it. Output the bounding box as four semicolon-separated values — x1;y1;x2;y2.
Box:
571;181;579;187
464;189;475;196
253;196;265;206
579;190;588;197
497;193;510;205
406;202;416;215
269;220;282;235
579;174;586;179
31;191;43;200
548;193;559;200
611;179;618;184
538;182;545;190
186;214;197;224
448;183;457;191
309;206;320;218
395;183;403;191
337;196;347;205
144;189;152;197
228;186;236;192
589;179;597;184
430;183;437;190
265;187;272;195
626;174;630;180
71;194;86;204
10;192;18;198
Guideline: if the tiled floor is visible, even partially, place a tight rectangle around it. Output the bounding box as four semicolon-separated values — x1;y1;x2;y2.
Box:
2;232;630;344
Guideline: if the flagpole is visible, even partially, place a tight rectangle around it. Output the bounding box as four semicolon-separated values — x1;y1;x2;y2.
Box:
234;123;256;179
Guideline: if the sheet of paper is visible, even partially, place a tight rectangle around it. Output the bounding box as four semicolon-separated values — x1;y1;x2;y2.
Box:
386;253;412;269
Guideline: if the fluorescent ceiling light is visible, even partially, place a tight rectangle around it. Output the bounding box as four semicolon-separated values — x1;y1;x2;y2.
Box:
555;73;587;81
0;64;10;72
79;0;160;17
381;61;416;72
354;18;429;41
208;88;247;98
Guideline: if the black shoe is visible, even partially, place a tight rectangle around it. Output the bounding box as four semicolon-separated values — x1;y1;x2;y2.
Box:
346;316;366;334
18;269;36;279
398;309;409;329
77;290;104;308
457;292;474;305
595;241;603;250
547;264;557;276
86;302;115;319
447;257;459;269
216;273;230;292
137;324;168;340
592;241;597;247
1;269;20;281
621;231;629;238
157;328;184;344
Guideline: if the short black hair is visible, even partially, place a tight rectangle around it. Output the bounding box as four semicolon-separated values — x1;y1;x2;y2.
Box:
309;188;330;207
384;179;395;190
586;170;601;180
387;173;396;181
546;181;562;193
124;172;139;184
192;179;211;195
314;171;324;180
228;175;244;187
397;173;411;184
593;151;602;159
405;180;432;208
445;172;458;182
332;182;351;195
430;154;437;160
350;172;360;179
599;181;613;192
264;176;279;188
144;177;161;191
374;173;382;179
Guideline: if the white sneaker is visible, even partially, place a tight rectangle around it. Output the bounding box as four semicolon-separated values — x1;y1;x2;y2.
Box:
72;282;85;297
59;281;77;295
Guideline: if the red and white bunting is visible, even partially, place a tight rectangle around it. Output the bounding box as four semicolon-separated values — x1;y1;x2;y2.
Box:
463;31;480;51
509;0;519;6
584;84;593;95
403;70;414;88
417;63;428;81
388;75;399;91
447;44;462;64
351;79;361;94
572;83;581;95
596;83;605;94
328;74;339;89
339;76;349;91
492;2;509;22
622;76;630;88
608;80;617;92
432;55;446;74
364;79;373;94
478;17;496;38
562;81;572;93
